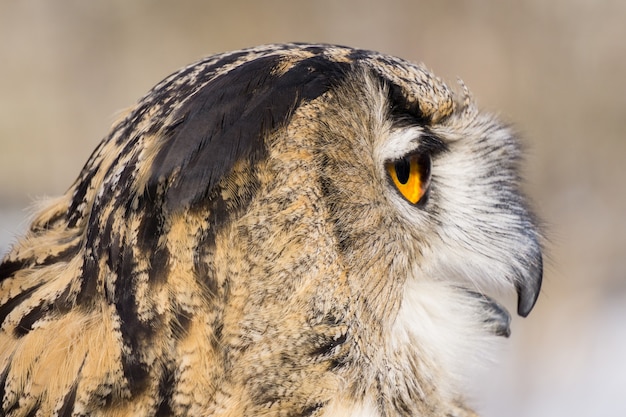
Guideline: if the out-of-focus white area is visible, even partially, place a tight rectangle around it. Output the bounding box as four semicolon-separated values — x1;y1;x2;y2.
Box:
1;1;625;416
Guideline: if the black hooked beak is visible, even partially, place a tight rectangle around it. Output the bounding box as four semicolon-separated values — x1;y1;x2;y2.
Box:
469;291;511;338
472;246;543;338
516;251;543;317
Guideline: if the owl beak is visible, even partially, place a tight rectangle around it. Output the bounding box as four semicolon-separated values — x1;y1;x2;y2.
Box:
473;292;511;338
515;251;543;317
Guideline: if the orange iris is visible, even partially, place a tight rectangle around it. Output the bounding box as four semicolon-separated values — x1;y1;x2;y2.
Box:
386;154;428;205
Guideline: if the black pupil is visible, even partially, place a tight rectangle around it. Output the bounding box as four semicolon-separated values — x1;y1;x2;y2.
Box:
394;158;411;184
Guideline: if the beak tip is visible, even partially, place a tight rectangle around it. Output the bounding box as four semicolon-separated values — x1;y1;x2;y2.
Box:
516;252;543;317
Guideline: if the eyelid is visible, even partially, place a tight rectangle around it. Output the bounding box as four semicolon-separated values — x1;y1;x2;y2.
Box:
415;134;448;156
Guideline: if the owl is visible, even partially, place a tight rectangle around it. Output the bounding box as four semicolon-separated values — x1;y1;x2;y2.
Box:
0;43;542;417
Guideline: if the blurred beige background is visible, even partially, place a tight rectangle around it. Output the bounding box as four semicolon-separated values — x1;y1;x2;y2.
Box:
1;1;625;416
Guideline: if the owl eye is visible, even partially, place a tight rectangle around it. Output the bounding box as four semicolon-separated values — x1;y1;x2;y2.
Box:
385;152;431;205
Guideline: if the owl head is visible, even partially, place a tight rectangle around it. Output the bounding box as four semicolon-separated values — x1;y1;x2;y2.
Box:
0;43;542;416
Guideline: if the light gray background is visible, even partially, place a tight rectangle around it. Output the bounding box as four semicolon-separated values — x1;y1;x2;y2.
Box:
1;1;625;416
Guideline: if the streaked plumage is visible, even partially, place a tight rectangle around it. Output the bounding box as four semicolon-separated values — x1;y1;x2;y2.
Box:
0;43;542;417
